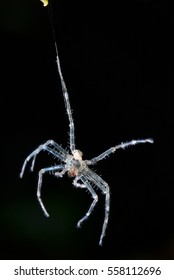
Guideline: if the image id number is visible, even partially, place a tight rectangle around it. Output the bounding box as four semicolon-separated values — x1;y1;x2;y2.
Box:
107;266;161;276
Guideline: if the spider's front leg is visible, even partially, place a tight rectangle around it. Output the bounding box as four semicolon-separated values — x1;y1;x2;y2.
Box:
73;175;98;228
87;138;154;165
20;140;67;178
37;165;65;217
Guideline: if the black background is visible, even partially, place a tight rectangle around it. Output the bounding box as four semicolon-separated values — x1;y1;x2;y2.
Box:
1;0;174;259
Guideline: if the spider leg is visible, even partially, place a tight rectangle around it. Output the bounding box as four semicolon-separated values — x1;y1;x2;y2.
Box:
37;165;65;217
73;175;98;228
20;140;67;178
85;169;110;246
56;49;75;152
87;138;154;165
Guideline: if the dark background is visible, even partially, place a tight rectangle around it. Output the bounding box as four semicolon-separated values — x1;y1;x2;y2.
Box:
1;0;174;259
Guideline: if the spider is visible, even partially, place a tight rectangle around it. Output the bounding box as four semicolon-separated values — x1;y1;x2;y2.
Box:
20;4;154;246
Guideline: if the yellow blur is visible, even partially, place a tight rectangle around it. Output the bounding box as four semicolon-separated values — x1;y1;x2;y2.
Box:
40;0;48;7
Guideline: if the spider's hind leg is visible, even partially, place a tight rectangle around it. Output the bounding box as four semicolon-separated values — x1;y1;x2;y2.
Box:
85;169;110;246
73;176;98;228
37;165;65;217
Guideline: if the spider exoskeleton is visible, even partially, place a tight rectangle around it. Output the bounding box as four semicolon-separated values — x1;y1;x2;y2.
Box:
20;7;154;245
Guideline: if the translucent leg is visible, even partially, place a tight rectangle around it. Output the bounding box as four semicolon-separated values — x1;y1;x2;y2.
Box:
73;176;98;228
37;165;64;217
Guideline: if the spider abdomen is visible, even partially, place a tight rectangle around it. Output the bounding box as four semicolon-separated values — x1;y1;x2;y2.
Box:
67;158;87;177
67;167;79;177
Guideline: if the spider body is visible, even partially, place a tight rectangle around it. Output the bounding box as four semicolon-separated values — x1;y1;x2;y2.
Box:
67;152;85;177
20;14;154;245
